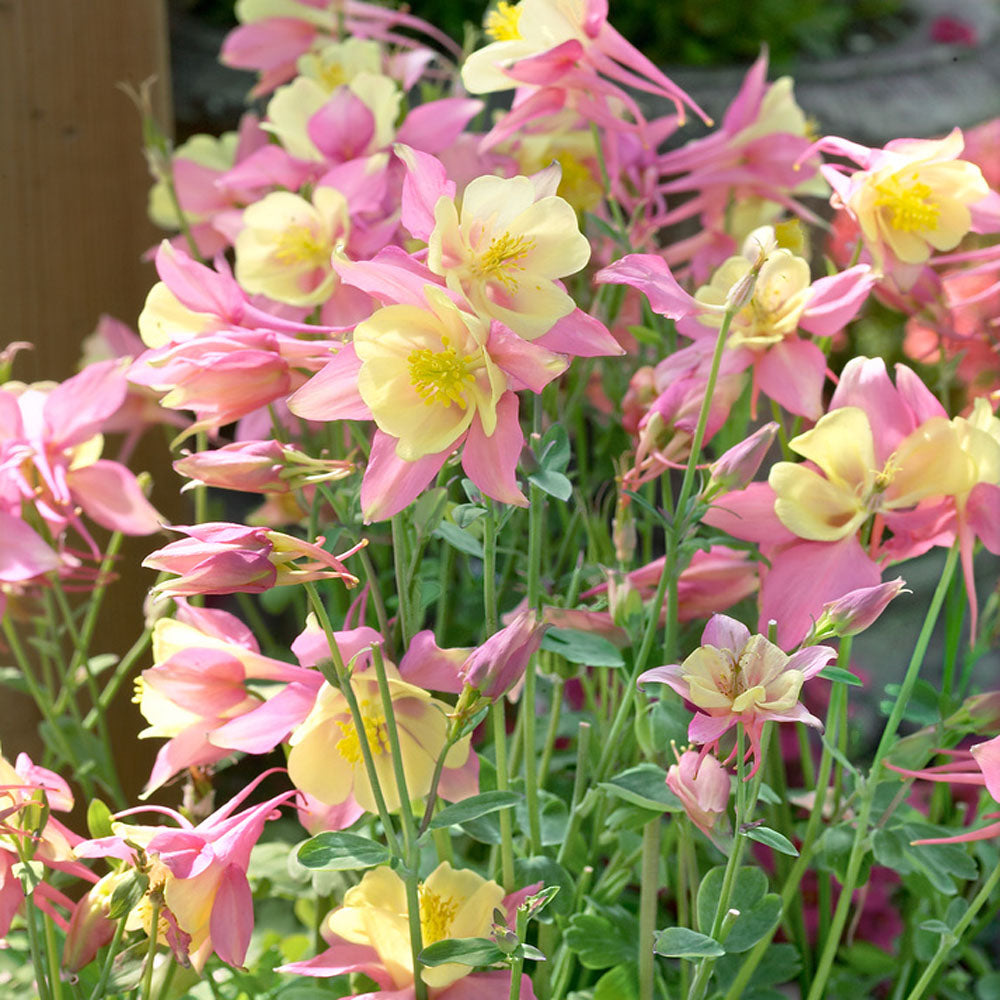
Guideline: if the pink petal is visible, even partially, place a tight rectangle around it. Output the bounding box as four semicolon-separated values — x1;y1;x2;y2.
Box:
971;734;1000;803
461;392;527;507
360;430;448;522
967;482;1000;554
720;51;767;133
760;537;881;648
689;713;735;746
0;512;61;581
754;338;826;420
44;359;128;446
395;144;456;243
66;461;162;535
396;98;483;154
399;631;469;693
209;865;254;967
702;482;795;546
535;308;624;357
800;265;875;337
700;614;751;654
334;247;443;308
287;346;369;421
212;683;318;755
487;323;567;392
595;254;699;320
308;90;375;162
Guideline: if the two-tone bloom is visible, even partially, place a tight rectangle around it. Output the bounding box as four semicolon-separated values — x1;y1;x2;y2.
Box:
280;861;538;999
639;614;835;775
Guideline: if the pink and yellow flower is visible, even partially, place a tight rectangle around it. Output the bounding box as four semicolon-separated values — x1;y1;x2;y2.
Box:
639;614;835;775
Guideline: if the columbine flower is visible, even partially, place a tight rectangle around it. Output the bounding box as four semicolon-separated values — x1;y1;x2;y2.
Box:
639;614;835;775
809;128;1000;286
143;522;362;597
286;660;473;815
427;172;591;341
278;861;538;999
75;776;295;971
234;187;350;307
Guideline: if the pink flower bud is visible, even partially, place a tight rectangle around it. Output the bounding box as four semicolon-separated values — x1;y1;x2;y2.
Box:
666;749;730;836
62;874;120;972
143;522;361;597
459;610;547;700
817;577;908;637
706;422;779;495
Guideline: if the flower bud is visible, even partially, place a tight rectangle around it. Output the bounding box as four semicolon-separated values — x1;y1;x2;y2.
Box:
459;610;547;700
705;423;779;496
666;748;731;836
814;577;908;638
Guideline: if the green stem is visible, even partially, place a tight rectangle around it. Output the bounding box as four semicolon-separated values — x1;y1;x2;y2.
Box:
493;701;516;891
88;915;128;1000
638;818;661;1000
303;581;402;858
358;543;392;642
139;898;161;1000
43;914;64;1000
508;906;529;1000
804;543;959;1000
392;514;415;647
83;629;152;730
903;862;1000;1000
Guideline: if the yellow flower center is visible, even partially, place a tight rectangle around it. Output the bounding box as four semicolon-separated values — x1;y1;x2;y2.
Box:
273;225;332;267
132;677;144;703
319;63;349;91
419;886;461;944
407;336;477;408
475;232;535;292
335;700;390;765
874;173;940;233
485;1;522;41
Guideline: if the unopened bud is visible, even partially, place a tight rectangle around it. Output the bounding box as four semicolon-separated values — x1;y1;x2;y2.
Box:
706;423;779;496
815;577;908;638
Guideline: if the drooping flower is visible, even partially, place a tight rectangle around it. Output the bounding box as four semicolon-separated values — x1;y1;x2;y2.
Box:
143;522;362;597
639;614;835;775
75;776;295;971
459;609;548;700
279;861;538;999
666;748;731;837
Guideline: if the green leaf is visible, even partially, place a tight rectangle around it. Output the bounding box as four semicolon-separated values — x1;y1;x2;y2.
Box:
109;872;150;920
458;811;502;844
564;908;637;968
433;521;484;559
744;826;799;857
519;944;546;961
723;894;782;953
541;627;624;667
86;798;114;839
535;424;571;472
627;324;663;347
529;469;573;502
818;665;863;686
297;832;392;871
593;964;639;1000
515;789;569;846
599;763;682;812
453;503;487;529
697;867;768;935
419;937;505;967
515;858;574;920
715;943;801;993
918;920;953;935
412;487;447;535
653;927;725;959
976;971;1000;1000
429;791;522;830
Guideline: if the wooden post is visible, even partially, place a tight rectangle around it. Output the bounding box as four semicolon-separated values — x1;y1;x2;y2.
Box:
0;0;175;799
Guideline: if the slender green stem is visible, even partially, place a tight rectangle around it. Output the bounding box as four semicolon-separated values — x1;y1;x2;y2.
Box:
358;544;392;641
153;957;177;1000
638;818;661;1000
805;544;959;1000
493;701;516;890
139;898;161;1000
904;862;1000;1000
537;678;564;787
556;722;592;868
89;914;129;1000
303;582;402;857
371;645;428;1000
43;914;64;1000
83;629;152;730
392;514;415;647
508;906;529;1000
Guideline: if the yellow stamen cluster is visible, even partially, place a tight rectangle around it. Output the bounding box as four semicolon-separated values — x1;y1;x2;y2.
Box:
475;232;536;292
874;173;940;233
407;336;476;408
272;225;332;267
335;700;390;764
485;1;522;41
419;886;461;944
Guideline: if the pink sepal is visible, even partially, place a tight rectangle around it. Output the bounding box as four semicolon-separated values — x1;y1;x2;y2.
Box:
395;144;456;243
595;253;698;320
361;430;448;522
487;323;567;393
700;614;751;654
702;482;795;546
335;247;446;308
800;265;876;337
66;460;162;535
754;338;826;420
399;631;469;693
462;392;527;508
396;98;483;153
535;308;624;357
287;346;370;422
0;512;61;581
209;864;254;967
